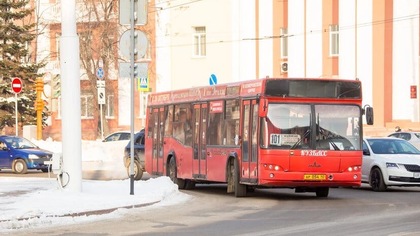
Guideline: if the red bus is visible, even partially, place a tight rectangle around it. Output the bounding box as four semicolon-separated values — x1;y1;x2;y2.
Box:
145;78;373;197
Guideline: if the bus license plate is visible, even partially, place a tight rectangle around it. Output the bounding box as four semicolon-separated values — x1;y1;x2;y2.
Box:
304;174;326;180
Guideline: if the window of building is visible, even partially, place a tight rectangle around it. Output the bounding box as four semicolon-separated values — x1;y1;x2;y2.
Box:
193;26;206;57
81;94;94;119
329;24;339;56
280;28;288;58
106;94;114;118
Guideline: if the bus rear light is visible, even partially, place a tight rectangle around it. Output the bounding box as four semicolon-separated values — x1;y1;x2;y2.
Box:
328;174;334;180
269;173;275;178
353;174;358;180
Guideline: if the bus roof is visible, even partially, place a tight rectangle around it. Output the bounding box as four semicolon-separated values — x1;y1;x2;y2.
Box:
148;78;362;105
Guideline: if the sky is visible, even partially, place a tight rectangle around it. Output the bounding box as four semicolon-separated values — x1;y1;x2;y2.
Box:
0;139;190;234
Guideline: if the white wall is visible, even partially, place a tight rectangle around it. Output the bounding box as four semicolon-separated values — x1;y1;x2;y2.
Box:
355;0;373;108
288;0;306;77
258;0;273;79
305;0;323;77
235;0;256;82
392;0;420;121
155;0;172;92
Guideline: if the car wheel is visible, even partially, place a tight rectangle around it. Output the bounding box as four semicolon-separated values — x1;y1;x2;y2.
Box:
13;159;28;174
126;160;143;180
168;157;185;189
370;167;387;192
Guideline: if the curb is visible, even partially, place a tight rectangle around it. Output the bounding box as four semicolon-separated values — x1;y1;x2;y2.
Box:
0;200;160;223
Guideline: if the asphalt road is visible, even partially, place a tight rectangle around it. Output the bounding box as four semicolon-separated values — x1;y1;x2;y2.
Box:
10;180;420;236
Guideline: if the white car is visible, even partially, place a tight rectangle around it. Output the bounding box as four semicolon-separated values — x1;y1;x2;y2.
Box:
102;131;130;142
388;131;420;150
362;137;420;191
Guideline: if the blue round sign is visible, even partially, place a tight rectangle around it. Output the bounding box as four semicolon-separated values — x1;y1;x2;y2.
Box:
97;67;104;79
209;74;217;85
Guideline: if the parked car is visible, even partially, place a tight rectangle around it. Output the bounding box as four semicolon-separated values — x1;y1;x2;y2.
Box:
0;136;53;174
123;130;145;180
387;131;420;149
362;137;420;191
102;131;130;142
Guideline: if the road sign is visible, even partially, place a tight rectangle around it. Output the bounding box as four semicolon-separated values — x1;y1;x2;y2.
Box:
98;87;106;105
96;67;104;79
12;77;22;94
138;76;149;91
209;74;217;85
97;80;106;105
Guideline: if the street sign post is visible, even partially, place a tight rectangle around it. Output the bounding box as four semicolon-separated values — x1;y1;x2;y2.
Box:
97;80;106;139
12;77;22;94
11;77;22;136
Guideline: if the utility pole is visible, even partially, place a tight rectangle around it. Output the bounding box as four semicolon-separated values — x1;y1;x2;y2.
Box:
60;0;82;192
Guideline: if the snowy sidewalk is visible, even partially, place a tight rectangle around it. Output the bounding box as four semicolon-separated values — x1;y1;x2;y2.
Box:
0;176;189;233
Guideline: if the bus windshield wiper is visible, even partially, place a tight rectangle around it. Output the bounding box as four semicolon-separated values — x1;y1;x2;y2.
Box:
291;129;310;149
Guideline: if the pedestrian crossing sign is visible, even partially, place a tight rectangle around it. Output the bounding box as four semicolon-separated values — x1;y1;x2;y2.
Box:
138;76;149;91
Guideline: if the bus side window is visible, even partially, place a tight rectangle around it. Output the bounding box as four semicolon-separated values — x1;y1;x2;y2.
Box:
208;113;223;145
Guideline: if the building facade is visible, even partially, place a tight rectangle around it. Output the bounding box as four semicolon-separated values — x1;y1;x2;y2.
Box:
30;0;420;139
155;0;419;132
35;0;156;140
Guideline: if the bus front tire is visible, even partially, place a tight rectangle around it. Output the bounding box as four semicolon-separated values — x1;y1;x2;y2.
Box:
233;160;247;197
168;157;186;189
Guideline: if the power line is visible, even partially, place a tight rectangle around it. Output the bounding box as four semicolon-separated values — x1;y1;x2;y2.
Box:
153;12;419;49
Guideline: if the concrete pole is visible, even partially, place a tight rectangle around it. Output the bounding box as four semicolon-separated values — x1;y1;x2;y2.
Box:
60;0;82;192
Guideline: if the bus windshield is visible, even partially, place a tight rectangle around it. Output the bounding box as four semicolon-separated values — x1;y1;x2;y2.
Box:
262;103;361;150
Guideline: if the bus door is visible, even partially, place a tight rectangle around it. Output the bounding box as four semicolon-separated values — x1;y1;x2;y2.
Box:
241;100;259;183
192;103;208;179
151;107;165;175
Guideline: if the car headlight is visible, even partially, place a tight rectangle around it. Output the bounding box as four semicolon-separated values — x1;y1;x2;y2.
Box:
28;154;40;159
386;162;399;168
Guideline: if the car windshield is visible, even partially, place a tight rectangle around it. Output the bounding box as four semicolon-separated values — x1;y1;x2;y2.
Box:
3;137;37;149
367;139;420;154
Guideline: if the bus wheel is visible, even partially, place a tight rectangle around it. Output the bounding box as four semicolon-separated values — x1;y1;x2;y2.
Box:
234;160;247;197
315;187;329;198
168;157;185;189
184;180;196;190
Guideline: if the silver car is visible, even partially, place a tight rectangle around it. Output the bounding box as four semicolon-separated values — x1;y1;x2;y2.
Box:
388;131;420;150
362;137;420;191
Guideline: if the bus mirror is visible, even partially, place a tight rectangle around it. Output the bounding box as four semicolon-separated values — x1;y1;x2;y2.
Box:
259;98;268;117
364;105;374;125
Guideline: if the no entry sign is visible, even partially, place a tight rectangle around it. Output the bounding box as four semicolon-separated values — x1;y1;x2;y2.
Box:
12;77;22;94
